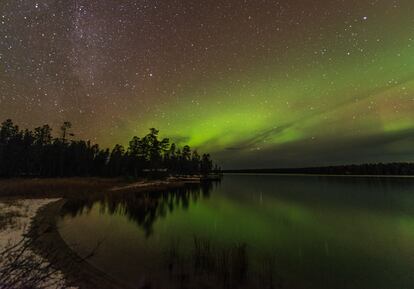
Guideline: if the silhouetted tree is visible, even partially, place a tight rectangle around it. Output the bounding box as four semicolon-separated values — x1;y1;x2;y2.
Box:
60;121;73;143
201;154;213;175
0;119;218;178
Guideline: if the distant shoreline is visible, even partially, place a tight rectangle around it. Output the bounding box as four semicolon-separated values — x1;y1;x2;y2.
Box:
223;172;414;178
223;162;414;177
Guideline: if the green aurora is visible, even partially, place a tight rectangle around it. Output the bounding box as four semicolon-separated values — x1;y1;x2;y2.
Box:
1;0;413;168
127;22;414;167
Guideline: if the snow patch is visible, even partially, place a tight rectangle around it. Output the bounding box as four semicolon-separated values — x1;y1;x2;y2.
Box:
0;198;77;289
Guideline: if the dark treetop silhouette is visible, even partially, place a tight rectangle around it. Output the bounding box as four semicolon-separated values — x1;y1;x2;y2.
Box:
0;119;217;178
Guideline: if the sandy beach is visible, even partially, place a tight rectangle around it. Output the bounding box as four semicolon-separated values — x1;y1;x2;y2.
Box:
0;178;189;289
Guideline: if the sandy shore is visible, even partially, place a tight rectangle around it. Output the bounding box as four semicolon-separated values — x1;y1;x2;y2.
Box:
29;199;131;289
0;178;189;289
0;198;76;289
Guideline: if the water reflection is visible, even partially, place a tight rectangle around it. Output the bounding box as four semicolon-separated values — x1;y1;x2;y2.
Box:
163;236;287;289
61;181;216;237
58;175;414;289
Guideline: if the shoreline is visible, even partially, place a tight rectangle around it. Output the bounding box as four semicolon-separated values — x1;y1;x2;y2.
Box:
29;199;132;289
0;198;69;288
0;178;190;289
223;172;414;178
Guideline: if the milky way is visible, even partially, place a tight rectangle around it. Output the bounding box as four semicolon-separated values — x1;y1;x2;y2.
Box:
0;0;413;168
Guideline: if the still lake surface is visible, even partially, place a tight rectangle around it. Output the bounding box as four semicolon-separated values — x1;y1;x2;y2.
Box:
59;174;414;289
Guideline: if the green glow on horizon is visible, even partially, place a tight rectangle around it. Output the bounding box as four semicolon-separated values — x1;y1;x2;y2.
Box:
95;6;414;167
123;43;414;157
3;1;414;168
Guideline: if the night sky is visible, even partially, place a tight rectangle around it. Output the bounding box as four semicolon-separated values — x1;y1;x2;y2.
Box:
1;0;413;168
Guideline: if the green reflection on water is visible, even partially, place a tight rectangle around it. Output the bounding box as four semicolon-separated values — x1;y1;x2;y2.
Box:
59;175;414;289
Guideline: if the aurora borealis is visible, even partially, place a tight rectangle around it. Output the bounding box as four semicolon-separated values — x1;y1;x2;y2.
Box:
1;1;413;168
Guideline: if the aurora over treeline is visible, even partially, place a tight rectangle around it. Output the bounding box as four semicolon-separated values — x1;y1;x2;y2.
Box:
1;0;413;168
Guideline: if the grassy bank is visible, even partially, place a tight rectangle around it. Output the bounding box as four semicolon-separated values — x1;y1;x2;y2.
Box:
0;178;127;199
0;177;190;199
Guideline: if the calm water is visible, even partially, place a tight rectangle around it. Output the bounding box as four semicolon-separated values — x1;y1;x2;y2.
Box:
58;175;414;289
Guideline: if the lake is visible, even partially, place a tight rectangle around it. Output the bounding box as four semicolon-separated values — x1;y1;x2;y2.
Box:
58;174;414;289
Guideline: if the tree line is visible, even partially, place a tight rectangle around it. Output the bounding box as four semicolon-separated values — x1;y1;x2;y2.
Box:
0;119;218;178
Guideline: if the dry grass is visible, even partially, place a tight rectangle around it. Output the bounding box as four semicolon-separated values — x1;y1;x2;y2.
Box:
0;178;128;199
0;210;22;231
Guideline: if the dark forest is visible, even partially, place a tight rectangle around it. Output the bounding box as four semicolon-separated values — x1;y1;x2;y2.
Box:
0;119;217;178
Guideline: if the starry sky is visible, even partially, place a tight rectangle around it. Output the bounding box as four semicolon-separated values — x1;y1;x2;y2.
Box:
1;0;413;168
